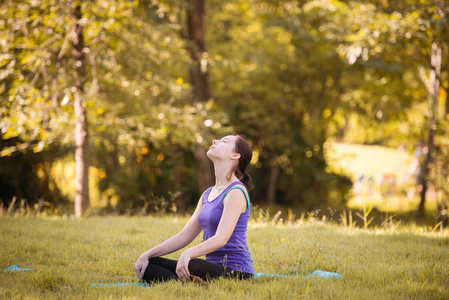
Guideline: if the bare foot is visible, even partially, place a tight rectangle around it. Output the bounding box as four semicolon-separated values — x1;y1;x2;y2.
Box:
190;275;208;286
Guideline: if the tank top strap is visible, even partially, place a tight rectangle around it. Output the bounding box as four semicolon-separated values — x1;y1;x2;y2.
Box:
202;186;213;204
225;180;244;190
221;181;250;213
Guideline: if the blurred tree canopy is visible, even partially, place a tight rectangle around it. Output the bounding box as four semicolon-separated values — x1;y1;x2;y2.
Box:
1;0;448;217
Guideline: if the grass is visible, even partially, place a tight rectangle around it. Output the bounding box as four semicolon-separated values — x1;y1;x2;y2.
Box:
1;215;448;299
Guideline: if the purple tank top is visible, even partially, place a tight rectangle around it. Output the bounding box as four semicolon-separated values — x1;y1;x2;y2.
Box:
197;181;254;274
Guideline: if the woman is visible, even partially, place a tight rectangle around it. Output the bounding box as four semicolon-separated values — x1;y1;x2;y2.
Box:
134;135;254;283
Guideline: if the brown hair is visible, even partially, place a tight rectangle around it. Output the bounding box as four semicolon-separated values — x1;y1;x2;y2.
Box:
233;135;253;190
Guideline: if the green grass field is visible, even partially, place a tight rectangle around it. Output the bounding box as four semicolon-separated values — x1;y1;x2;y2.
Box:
1;216;448;299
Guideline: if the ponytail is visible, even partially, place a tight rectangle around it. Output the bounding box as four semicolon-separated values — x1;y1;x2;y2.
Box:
240;169;252;191
234;135;253;191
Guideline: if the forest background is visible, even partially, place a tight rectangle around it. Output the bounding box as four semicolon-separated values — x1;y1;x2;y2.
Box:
1;0;448;226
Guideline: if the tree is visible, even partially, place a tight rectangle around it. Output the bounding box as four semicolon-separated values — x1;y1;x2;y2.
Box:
0;0;81;209
419;42;441;217
186;0;214;193
70;0;90;218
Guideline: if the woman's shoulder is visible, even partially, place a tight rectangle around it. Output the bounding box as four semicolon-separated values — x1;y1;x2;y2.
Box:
222;182;250;213
223;182;250;200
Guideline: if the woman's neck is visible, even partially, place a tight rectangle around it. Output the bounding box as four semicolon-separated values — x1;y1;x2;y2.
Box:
213;161;237;188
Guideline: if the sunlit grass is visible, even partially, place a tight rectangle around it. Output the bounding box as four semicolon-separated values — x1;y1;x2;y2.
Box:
326;142;439;213
1;216;447;299
326;142;414;181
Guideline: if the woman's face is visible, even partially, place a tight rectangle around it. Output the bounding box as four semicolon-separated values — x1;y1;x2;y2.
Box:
207;135;240;160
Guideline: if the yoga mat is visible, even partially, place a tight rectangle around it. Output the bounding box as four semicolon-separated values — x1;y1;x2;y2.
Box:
90;270;342;287
254;270;342;279
4;264;36;272
307;270;342;279
4;264;341;287
89;282;148;288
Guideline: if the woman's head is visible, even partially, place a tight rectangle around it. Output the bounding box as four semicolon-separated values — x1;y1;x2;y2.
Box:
207;135;252;190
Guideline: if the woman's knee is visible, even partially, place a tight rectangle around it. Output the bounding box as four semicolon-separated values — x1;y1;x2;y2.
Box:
148;257;160;265
188;259;226;278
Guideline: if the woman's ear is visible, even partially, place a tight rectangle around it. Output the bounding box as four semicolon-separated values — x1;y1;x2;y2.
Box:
231;153;241;160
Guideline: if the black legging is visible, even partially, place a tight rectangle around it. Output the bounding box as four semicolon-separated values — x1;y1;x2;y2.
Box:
142;257;253;283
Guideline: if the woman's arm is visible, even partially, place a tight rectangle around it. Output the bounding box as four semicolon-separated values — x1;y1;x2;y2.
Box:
176;188;247;281
134;197;203;278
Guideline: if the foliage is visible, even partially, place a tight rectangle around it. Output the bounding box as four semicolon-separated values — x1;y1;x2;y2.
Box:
1;0;448;212
207;0;356;207
0;0;231;209
0;143;70;206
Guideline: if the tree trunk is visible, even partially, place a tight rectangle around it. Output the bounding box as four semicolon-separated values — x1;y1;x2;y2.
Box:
186;0;214;193
436;161;448;228
194;144;214;193
172;145;189;213
442;35;449;227
187;0;210;101
267;162;280;206
71;1;90;218
444;53;449;120
418;42;441;217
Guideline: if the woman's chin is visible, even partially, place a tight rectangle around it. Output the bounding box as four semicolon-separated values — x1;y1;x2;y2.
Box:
206;150;218;160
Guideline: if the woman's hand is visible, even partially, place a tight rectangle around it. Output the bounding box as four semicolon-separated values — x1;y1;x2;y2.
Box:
134;254;150;279
176;251;192;281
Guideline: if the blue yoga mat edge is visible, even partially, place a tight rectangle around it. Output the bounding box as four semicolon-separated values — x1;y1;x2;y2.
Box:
4;264;36;272
254;270;342;279
4;265;342;287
